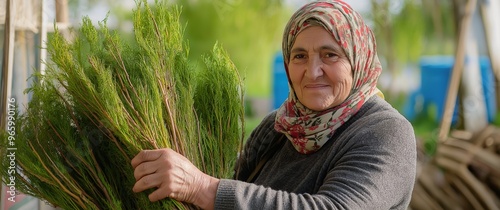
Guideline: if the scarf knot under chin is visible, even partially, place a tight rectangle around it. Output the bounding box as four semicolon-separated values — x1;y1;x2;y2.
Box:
274;94;365;154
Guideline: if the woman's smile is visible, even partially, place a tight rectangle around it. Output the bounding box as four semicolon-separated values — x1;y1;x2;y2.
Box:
302;84;331;94
304;84;329;88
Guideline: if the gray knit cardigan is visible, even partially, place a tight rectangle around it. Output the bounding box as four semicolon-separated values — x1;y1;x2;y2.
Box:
214;96;416;210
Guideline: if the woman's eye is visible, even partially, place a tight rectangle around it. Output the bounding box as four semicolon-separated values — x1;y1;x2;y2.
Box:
325;53;338;58
293;54;306;59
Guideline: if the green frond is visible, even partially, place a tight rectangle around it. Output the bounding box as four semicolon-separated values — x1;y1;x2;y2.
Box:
1;0;243;209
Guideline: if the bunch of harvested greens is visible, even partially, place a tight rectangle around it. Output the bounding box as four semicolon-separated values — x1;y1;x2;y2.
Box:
0;0;244;209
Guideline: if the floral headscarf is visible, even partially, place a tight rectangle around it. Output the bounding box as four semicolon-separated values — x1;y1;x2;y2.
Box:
274;0;383;154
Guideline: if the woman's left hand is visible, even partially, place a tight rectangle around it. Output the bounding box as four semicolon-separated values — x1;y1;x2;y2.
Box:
131;148;219;210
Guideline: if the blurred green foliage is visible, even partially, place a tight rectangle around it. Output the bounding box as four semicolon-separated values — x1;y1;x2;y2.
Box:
370;0;456;108
178;0;289;97
411;104;440;155
370;0;456;64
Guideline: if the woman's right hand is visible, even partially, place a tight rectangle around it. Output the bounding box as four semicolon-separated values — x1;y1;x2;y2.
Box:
131;148;219;210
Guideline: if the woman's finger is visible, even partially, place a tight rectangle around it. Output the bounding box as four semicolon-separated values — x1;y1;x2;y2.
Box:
132;172;163;193
131;150;162;169
148;187;172;202
133;160;159;181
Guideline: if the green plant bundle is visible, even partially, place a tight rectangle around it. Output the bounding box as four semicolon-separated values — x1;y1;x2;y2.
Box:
0;0;244;209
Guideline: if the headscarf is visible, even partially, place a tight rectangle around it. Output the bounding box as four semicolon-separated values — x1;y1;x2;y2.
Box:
274;0;383;154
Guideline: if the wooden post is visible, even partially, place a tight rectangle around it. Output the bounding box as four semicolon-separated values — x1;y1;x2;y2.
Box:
1;0;15;129
55;0;69;24
461;36;488;132
438;0;477;142
479;1;500;111
1;0;15;208
39;0;47;75
54;0;71;40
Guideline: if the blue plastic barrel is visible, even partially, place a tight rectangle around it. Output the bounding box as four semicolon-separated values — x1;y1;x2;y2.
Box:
272;52;290;110
405;55;496;122
419;56;457;122
479;57;497;122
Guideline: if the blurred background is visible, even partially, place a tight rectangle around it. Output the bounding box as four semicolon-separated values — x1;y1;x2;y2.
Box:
1;0;499;209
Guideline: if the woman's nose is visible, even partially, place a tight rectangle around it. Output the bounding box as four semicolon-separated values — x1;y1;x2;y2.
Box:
305;56;324;79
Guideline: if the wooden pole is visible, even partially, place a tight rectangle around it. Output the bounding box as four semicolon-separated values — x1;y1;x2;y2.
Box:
1;0;15;130
438;0;478;142
1;0;15;207
479;1;500;110
39;0;47;75
55;0;69;24
54;0;71;41
461;36;488;132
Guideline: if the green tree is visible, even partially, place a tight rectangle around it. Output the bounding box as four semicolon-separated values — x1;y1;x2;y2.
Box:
370;0;455;99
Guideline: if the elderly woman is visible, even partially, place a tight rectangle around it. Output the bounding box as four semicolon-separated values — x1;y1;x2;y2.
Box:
131;1;417;209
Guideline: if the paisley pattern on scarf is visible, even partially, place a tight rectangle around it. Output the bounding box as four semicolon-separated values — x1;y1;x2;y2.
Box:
274;0;383;154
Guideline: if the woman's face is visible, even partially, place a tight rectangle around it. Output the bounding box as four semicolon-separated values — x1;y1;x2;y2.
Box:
287;26;353;111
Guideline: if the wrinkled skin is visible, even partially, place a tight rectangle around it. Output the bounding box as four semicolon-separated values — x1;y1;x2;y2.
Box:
131;149;219;210
287;26;353;111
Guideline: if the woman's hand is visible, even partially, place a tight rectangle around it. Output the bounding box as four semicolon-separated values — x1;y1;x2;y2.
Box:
131;148;219;210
